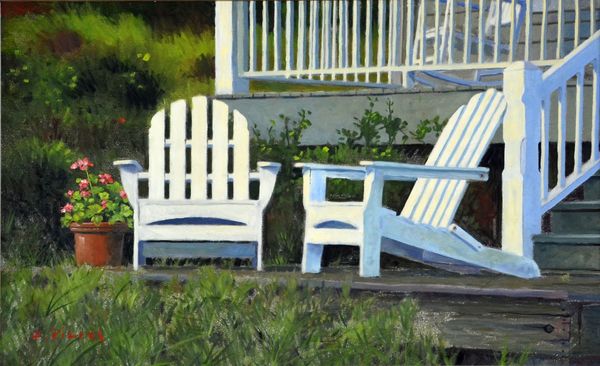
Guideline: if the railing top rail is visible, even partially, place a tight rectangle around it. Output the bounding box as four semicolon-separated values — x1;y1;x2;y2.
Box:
542;31;600;91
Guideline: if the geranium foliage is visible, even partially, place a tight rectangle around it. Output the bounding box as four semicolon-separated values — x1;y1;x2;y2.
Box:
60;157;133;228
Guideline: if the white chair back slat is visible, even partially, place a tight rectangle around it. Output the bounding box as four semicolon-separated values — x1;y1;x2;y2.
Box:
212;100;230;200
401;90;507;228
233;110;250;200
169;100;187;200
433;92;507;226
148;109;166;199
400;104;467;221
191;96;208;200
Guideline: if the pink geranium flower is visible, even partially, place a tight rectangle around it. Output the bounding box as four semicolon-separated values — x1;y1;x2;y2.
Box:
70;157;94;171
80;190;91;198
101;200;108;209
119;190;127;199
60;203;73;213
79;179;89;190
66;190;74;198
98;173;114;185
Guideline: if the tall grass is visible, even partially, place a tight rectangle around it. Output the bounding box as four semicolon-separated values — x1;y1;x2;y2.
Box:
2;6;215;102
1;265;454;365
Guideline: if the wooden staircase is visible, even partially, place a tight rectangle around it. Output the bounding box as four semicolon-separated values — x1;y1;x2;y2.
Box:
534;172;600;271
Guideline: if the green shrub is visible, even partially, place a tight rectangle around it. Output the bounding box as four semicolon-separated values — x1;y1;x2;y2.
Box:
1;265;454;365
1;138;76;265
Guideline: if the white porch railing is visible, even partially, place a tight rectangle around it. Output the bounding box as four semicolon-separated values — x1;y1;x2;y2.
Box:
215;0;599;93
502;31;600;258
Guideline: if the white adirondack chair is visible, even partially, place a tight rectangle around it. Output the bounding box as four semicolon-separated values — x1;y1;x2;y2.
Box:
114;96;281;270
296;89;540;279
413;0;525;87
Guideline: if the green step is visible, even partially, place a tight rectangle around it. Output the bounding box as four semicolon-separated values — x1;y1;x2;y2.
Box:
584;172;600;200
550;201;600;234
534;234;600;271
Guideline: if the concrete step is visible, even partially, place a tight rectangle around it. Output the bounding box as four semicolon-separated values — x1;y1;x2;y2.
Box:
533;234;600;271
550;200;600;234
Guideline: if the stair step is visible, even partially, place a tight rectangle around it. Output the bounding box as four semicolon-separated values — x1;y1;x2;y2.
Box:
534;234;600;271
533;234;600;245
584;171;600;200
550;201;600;234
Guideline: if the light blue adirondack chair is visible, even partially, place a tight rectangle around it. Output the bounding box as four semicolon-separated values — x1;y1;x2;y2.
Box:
296;89;541;278
115;96;281;270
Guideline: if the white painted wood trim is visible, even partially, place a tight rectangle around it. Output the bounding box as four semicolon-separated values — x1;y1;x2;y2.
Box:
169;100;187;200
191;96;208;200
274;0;282;71
212;100;229;200
233;110;250;200
285;0;295;73
148;109;165;199
359;162;488;181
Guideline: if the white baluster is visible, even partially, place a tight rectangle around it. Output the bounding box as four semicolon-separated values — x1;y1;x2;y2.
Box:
541;0;547;60
297;0;306;71
365;0;373;71
249;0;257;72
493;0;501;62
478;0;485;63
558;84;567;188
575;72;584;175
377;0;386;83
262;0;269;71
557;0;564;59
352;0;361;81
274;0;282;71
464;0;472;64
524;0;532;61
541;96;550;200
508;0;517;62
285;0;295;74
593;60;600;162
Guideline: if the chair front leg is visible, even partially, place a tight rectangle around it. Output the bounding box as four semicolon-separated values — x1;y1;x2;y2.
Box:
359;169;385;277
302;242;324;273
301;169;328;274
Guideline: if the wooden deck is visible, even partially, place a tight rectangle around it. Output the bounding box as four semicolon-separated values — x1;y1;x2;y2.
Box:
122;265;600;363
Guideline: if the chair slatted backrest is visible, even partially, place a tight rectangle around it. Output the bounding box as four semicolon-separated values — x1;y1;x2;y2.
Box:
400;89;507;228
147;96;251;201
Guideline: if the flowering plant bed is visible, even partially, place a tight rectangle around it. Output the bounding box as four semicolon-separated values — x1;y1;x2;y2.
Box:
60;157;133;228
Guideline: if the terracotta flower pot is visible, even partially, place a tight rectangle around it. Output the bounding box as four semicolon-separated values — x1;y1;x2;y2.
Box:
70;222;128;267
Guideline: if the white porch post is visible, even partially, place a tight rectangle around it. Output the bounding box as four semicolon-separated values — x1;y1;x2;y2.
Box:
215;1;249;95
502;61;542;258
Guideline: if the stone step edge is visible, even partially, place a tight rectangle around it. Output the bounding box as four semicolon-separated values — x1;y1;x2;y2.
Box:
533;234;600;245
553;200;600;211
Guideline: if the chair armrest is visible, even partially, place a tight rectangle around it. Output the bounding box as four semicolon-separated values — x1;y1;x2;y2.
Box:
359;161;488;181
257;161;281;205
293;163;366;180
114;160;143;172
113;160;144;207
